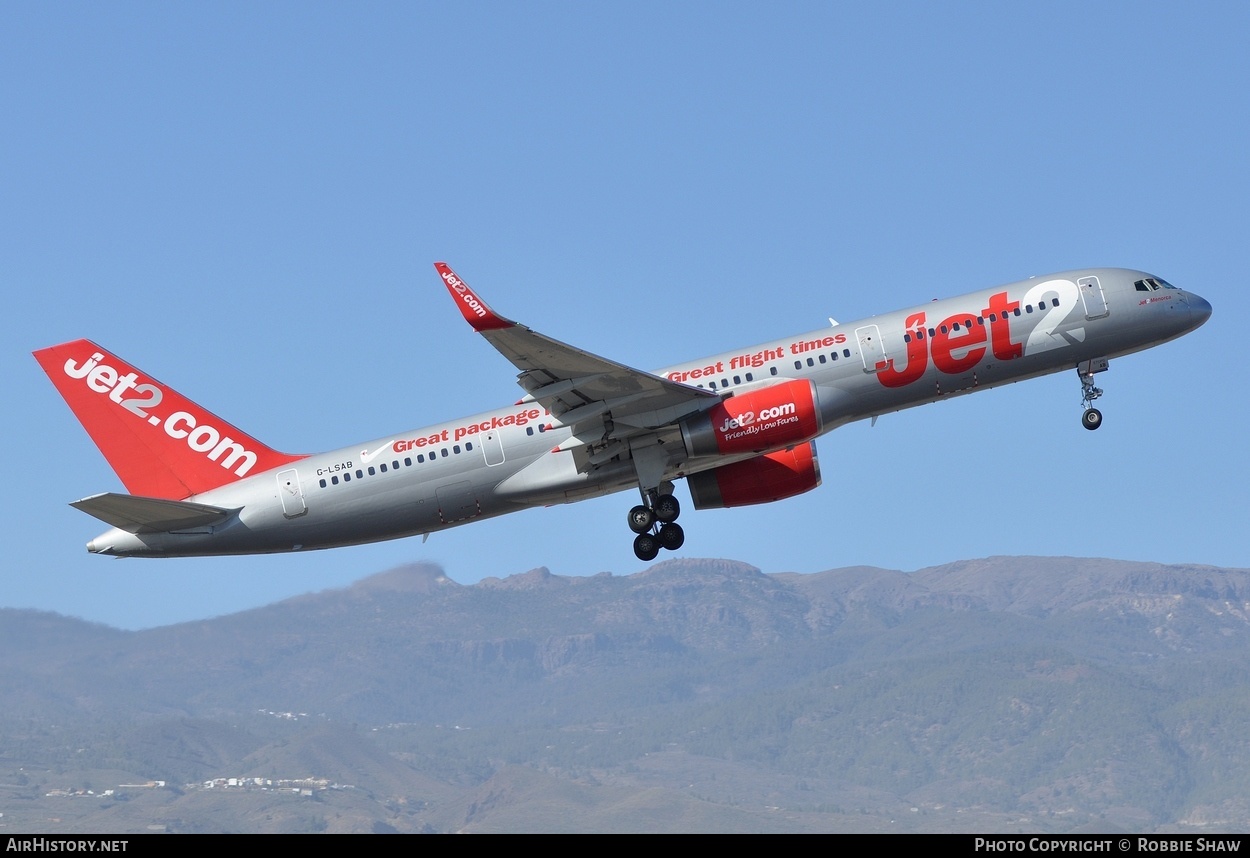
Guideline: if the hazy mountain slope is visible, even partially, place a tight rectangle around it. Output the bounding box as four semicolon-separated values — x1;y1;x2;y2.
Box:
4;555;1249;833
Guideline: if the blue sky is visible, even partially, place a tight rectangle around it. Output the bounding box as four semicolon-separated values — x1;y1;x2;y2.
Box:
4;2;1247;629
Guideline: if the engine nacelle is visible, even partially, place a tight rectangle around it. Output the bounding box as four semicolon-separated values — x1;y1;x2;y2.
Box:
687;442;821;510
680;378;822;457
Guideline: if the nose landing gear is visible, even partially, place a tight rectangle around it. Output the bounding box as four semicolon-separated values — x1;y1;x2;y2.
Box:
629;485;684;561
1077;359;1108;431
1081;406;1103;430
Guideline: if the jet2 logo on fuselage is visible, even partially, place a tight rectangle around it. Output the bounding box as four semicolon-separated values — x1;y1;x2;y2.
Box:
876;280;1084;389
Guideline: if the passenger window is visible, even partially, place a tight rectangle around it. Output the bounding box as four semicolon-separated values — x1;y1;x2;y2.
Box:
733;375;741;384
332;476;339;485
344;473;352;482
794;360;802;370
441;448;448;458
355;470;362;479
1026;304;1034;313
319;479;327;488
770;366;778;375
843;349;850;358
453;445;461;454
806;357;814;367
368;466;376;476
745;372;753;381
405;457;412;467
1051;298;1060;307
818;354;826;363
465;443;473;452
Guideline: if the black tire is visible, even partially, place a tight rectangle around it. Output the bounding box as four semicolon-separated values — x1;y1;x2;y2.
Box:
1082;407;1103;431
654;494;681;523
657;522;685;551
633;533;660;562
628;505;655;534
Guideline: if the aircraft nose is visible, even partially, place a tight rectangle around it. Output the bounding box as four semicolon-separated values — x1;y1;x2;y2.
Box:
1189;293;1213;327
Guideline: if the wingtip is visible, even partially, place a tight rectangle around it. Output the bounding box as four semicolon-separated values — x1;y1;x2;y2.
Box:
435;262;512;331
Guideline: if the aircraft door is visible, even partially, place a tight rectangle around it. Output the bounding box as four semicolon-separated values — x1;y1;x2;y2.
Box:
855;325;887;372
277;468;307;518
482;429;505;466
436;481;480;524
1078;276;1109;319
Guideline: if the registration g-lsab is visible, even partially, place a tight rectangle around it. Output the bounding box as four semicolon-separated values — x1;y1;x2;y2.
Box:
34;263;1211;560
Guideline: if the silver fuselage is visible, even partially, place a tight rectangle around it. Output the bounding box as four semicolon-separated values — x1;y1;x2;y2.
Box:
86;268;1211;557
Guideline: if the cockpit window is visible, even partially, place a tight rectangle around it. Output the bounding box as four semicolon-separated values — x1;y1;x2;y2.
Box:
1135;277;1179;292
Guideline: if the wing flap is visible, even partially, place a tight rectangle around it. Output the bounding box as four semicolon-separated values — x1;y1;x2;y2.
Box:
70;492;236;534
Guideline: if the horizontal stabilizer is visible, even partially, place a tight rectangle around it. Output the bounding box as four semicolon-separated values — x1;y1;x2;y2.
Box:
70;492;236;534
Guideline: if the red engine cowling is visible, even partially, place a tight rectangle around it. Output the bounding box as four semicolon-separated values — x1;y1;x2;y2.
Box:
686;442;821;510
680;378;822;457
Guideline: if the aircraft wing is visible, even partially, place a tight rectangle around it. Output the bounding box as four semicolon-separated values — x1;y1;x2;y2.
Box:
436;263;718;429
70;492;236;534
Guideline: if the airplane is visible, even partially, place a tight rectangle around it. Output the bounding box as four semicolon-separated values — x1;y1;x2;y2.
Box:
33;264;1211;562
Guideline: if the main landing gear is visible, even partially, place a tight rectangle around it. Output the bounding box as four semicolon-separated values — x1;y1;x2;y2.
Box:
1078;361;1106;431
628;486;684;561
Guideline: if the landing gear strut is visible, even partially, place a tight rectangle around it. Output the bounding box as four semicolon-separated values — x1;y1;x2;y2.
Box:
629;485;684;561
1077;360;1106;431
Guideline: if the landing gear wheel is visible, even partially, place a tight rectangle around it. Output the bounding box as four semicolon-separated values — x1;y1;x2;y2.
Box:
633;532;660;561
657;522;685;551
654;494;681;523
1076;364;1106;430
628;505;656;534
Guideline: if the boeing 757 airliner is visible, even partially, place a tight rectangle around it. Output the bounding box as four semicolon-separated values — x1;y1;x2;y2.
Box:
34;263;1211;561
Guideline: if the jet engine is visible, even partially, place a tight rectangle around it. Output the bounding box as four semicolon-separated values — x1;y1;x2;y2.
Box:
680;378;822;457
686;442;821;510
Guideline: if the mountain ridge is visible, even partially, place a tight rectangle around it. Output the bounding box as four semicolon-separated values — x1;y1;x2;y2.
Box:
3;554;1249;833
